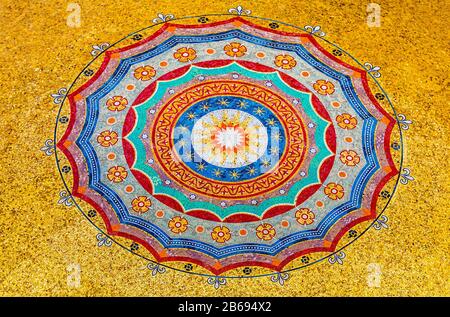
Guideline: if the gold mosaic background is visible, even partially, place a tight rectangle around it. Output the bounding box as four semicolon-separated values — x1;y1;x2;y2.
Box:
0;0;448;296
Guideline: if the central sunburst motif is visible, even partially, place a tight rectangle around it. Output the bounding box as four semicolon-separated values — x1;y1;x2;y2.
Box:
212;123;246;151
192;108;268;168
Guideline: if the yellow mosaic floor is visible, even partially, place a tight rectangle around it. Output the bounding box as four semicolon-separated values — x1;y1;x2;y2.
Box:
0;0;448;296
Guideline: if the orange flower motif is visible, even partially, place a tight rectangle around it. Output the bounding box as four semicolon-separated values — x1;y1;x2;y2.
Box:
173;47;197;62
324;183;345;200
106;96;128;111
313;80;335;95
224;42;247;57
295;208;315;225
107;166;128;183
131;196;152;213
134;65;156;81
168;216;189;234
97;130;118;147
274;54;297;70
211;226;231;243
340;150;361;166
336;113;358;129
255;223;276;241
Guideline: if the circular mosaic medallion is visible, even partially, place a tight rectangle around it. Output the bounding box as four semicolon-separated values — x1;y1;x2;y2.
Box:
54;15;402;278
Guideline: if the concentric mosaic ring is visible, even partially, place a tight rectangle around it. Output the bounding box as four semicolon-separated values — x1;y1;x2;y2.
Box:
54;14;402;278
